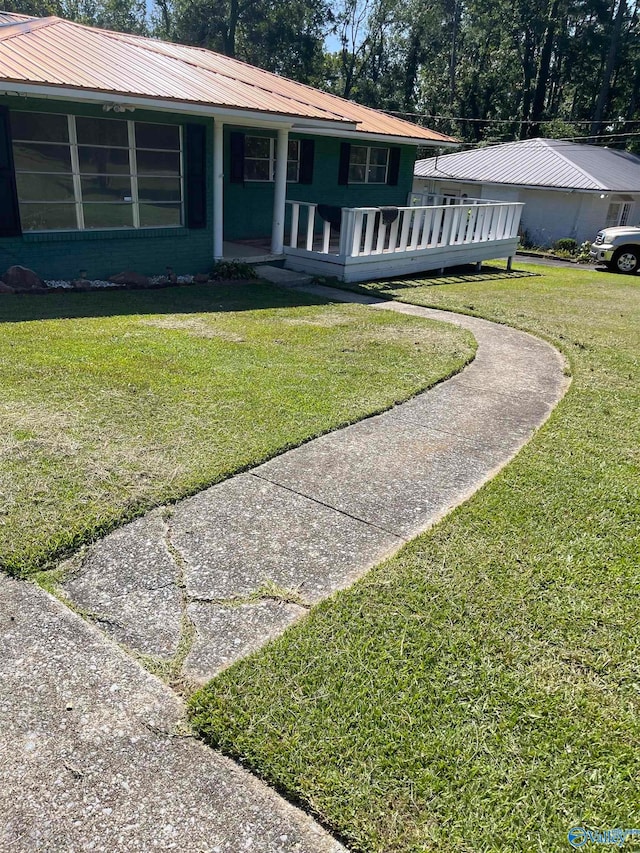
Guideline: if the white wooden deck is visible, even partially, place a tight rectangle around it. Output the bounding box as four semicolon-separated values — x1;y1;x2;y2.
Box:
282;197;523;282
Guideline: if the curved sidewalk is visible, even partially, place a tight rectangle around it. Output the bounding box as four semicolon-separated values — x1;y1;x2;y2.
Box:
60;286;569;681
1;288;569;851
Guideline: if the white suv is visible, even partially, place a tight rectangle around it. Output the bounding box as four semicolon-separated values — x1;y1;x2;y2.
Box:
590;226;640;273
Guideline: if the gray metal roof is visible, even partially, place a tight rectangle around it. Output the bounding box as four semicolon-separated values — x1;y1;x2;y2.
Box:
414;138;640;192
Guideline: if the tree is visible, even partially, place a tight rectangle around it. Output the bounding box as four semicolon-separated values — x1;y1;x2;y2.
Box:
160;0;330;82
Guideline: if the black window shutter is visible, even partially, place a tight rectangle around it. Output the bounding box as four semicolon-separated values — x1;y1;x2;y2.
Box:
230;131;245;183
338;142;351;185
387;147;401;186
0;107;21;238
298;139;314;184
185;124;206;229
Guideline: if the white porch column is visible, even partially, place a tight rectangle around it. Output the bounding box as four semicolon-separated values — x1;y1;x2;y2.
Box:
271;126;289;255
213;119;224;260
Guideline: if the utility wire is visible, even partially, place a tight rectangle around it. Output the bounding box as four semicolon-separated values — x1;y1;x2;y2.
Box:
387;109;640;126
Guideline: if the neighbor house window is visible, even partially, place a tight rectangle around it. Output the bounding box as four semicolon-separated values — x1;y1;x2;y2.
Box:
11;112;183;231
243;135;300;182
348;146;389;184
605;201;633;228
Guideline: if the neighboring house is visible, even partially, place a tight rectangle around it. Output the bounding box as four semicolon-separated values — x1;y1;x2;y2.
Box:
413;137;640;248
0;12;522;282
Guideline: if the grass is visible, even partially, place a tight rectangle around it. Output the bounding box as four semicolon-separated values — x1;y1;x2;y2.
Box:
190;263;640;853
0;280;474;576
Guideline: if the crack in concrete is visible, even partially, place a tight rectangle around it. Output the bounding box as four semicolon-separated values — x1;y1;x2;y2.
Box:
157;513;198;695
249;471;408;541
188;582;312;611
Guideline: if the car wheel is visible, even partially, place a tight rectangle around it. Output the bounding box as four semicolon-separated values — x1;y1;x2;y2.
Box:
610;247;640;274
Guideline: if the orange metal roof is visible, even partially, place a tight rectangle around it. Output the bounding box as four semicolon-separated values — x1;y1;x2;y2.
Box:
0;15;455;144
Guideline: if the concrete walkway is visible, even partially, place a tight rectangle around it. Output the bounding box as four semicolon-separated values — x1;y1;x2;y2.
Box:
0;286;569;851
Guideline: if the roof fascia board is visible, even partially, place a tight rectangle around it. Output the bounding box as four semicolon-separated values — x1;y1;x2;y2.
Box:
0;82;360;130
299;125;458;148
416;175;640;194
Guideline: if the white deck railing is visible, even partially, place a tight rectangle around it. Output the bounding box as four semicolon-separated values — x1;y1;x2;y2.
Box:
285;198;523;260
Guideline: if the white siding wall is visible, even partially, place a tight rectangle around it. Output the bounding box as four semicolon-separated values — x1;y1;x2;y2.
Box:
412;177;640;247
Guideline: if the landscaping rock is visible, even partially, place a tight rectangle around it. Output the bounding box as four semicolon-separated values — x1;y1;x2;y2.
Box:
108;270;150;288
0;282;14;294
1;265;44;291
194;273;210;283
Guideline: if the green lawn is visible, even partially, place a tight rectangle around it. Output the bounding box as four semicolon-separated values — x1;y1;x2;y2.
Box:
190;264;640;853
0;281;473;576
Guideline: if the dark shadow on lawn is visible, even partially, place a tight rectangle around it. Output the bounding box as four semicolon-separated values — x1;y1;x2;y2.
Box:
0;280;334;324
324;263;539;298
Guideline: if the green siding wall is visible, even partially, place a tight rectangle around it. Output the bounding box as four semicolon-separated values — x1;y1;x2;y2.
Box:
0;97;213;280
223;127;416;241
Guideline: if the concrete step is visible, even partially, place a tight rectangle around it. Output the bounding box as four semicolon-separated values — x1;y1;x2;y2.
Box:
257;265;313;286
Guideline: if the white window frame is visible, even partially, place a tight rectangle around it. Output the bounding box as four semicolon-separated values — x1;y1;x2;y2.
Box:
605;201;634;228
348;146;389;184
12;111;184;232
243;135;300;183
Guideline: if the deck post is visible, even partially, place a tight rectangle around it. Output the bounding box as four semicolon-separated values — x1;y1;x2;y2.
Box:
506;256;513;271
213;119;224;260
271;126;289;255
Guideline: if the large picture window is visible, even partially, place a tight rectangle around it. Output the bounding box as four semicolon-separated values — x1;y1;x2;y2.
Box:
243;135;300;182
348;146;389;184
11;112;183;231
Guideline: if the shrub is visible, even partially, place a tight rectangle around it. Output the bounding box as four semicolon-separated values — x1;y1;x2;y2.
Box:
576;240;592;263
554;237;578;254
209;260;258;280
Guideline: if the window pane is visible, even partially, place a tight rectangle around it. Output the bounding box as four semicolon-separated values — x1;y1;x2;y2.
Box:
139;202;182;227
605;203;620;227
78;146;130;175
13;142;72;173
245;159;271;181
349;146;368;165
137;176;181;202
135;122;180;150
286;160;299;182
136;149;180;176
83;203;133;229
348;164;366;183
245;136;271;158
367;165;387;183
19;203;77;231
369;147;389;166
10;112;69;143
81;176;132;202
288;140;299;159
16;172;75;202
76;116;128;147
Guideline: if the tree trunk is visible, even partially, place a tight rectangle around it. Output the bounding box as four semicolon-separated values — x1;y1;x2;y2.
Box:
590;0;626;140
528;0;560;137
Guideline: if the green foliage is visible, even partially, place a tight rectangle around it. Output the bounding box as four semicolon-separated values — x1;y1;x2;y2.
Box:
209;260;257;280
576;240;593;262
554;237;578;254
159;0;330;82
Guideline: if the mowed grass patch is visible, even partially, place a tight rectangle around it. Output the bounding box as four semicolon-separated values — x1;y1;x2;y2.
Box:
0;281;474;576
190;264;640;852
